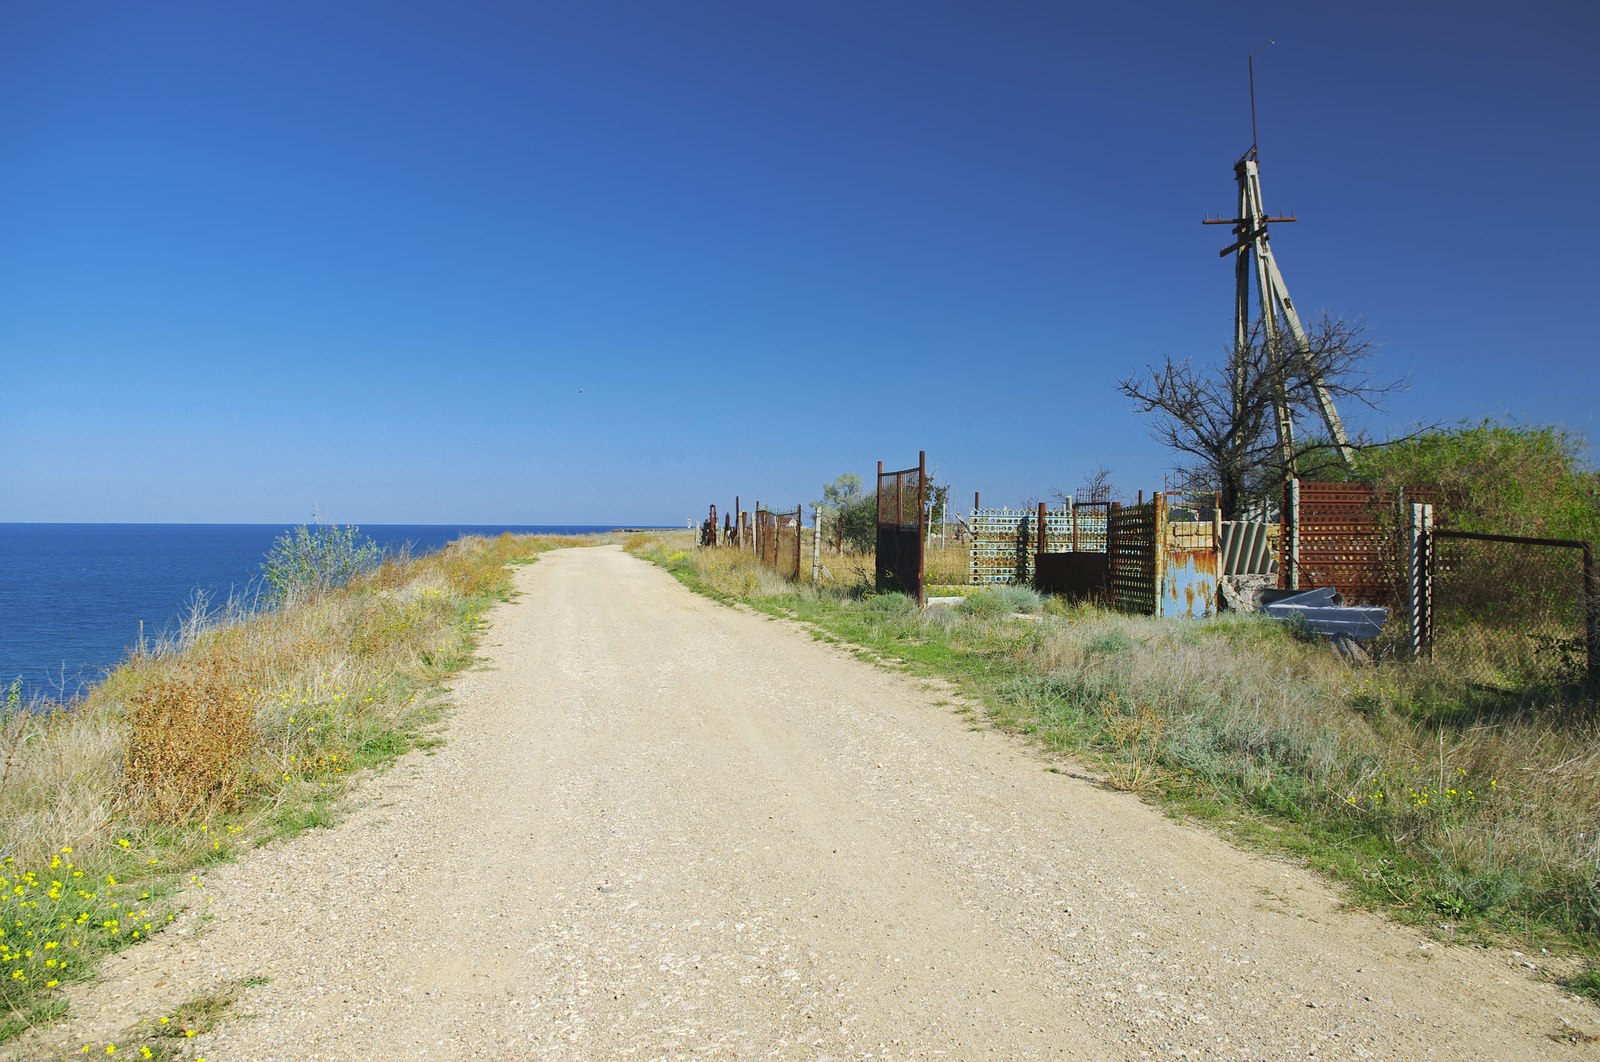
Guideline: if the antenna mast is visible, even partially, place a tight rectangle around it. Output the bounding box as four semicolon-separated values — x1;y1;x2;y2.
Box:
1203;42;1355;473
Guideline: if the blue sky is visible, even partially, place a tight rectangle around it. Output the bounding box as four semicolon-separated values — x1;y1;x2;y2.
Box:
3;1;1595;524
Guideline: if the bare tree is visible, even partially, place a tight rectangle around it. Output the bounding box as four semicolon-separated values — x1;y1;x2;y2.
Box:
1050;464;1118;508
1117;314;1404;518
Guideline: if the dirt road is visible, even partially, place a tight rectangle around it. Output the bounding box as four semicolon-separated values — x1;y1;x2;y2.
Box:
27;546;1598;1060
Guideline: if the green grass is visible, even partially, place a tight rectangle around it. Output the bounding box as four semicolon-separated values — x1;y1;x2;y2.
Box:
0;533;585;1043
632;533;1600;964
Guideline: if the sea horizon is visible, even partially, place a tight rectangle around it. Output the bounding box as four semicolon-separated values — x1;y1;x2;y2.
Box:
1;522;676;701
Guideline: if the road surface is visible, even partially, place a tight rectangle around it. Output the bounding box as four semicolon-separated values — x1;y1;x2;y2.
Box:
24;546;1597;1060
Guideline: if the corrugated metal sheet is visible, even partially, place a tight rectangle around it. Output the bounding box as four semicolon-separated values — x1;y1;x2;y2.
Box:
1220;521;1279;576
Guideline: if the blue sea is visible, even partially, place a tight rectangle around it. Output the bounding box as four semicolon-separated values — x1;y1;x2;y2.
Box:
0;523;635;701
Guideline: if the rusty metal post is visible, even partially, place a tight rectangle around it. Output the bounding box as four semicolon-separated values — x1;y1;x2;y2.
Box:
1037;501;1047;582
917;451;927;605
1138;490;1143;506
796;503;803;581
974;491;980;512
877;462;884;526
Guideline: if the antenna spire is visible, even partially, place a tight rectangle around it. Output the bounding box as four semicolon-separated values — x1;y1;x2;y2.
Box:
1247;40;1274;155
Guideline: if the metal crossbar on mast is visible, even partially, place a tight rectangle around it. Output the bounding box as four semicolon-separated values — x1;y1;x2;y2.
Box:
1201;44;1355;473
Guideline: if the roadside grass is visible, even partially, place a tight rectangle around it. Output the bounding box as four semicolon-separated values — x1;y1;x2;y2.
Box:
0;532;584;1043
632;532;1600;968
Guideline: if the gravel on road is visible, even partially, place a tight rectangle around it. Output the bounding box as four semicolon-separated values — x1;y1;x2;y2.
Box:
17;545;1597;1060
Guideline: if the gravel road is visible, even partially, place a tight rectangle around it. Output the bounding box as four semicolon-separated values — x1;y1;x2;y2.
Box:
21;545;1598;1060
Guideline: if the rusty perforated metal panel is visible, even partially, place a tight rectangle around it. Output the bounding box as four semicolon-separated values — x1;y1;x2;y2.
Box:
968;508;1074;585
1107;502;1158;615
1284;482;1402;606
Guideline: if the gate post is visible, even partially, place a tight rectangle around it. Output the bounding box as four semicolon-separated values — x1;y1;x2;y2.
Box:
1036;501;1047;587
1286;478;1301;591
1407;502;1434;661
916;451;927;606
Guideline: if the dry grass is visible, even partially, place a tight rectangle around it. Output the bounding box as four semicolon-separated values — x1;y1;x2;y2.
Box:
0;531;582;1038
634;534;1600;948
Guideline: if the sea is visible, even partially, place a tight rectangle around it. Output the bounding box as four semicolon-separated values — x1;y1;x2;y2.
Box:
0;523;640;702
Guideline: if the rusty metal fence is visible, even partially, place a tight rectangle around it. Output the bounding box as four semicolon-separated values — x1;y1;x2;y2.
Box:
1107;500;1159;615
876;453;926;604
1282;481;1443;606
756;504;802;581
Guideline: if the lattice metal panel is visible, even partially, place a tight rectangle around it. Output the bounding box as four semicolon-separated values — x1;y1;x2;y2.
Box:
1069;507;1108;553
1285;483;1400;606
1107;502;1158;615
966;508;1074;585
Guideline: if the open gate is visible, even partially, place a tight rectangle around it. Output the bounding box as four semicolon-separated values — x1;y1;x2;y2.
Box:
876;452;927;605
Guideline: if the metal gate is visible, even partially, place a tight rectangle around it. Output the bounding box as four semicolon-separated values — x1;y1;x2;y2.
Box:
876;452;927;604
756;505;802;581
1107;500;1158;615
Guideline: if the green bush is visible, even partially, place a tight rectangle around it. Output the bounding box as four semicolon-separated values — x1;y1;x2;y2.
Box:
959;585;1042;618
262;523;383;599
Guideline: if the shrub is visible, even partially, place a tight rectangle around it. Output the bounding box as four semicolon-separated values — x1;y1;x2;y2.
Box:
122;668;259;821
262;522;383;599
959;585;1042;618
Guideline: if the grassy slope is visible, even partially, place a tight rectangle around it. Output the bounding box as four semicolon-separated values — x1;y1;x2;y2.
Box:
634;533;1600;980
0;533;585;1046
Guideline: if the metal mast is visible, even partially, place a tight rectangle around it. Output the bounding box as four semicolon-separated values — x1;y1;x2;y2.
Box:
1202;45;1355;472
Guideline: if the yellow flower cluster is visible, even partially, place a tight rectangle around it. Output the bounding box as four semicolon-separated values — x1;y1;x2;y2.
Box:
1366;765;1497;811
0;849;164;1015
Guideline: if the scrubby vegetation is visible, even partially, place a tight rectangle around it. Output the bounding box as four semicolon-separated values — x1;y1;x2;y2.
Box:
0;531;574;1041
632;530;1600;961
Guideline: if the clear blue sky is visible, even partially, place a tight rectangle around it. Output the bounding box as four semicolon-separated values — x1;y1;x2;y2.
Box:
3;2;1595;524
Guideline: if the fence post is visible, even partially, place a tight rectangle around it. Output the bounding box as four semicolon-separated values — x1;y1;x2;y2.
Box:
1584;542;1598;683
1036;501;1047;587
1286;478;1301;591
916;451;927;606
1407;502;1434;661
812;506;822;583
1107;501;1121;610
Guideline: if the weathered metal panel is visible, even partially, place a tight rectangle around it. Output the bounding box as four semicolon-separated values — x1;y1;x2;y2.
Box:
1035;553;1108;599
876;456;926;602
756;505;802;581
1107;502;1158;615
968;508;1074;585
1220;520;1278;575
1282;482;1443;606
1162;520;1219;619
